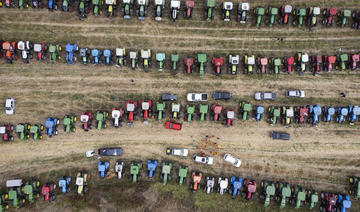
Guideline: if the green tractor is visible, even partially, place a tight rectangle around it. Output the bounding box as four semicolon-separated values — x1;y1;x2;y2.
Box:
178;166;188;185
49;45;61;64
197;54;207;78
339;9;351;27
267;7;278;27
160;162;172;185
130;162;141;183
63;115;77;133
92;0;103;16
239;101;252;121
199;104;208;122
337;54;349;71
290;186;306;209
155;102;165;120
141;49;152;72
269;106;281;125
185;105;195;122
96;111;108;130
205;0;216;21
16;123;30;140
293;8;306;28
270;58;281;77
275;182;291;209
156;53;166;72
171;54;179;72
30;125;44;141
261;181;276;207
6;180;25;209
22;180;40;203
305;189;319;209
255;7;265;27
0;193;9;211
349;176;360;198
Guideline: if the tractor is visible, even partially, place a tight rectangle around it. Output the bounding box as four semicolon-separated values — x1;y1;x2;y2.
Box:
307;104;322;126
294;106;308;124
96;111;108;130
199;104;208;122
322;8;337;26
65;43;78;64
112;108;124;127
197;53;207;78
17;41;33;64
6;180;25;208
78;0;90;18
115;161;125;179
290;186;306;209
18;0;29;10
242;179;256;200
41;183;56;201
49;44;61;64
184;1;194;18
294;52;309;73
126;100;138;126
281;106;294;126
141;100;152;122
336;107;349;124
58;177;71;193
239;101;251;121
122;0;134;19
244;55;255;74
218;177;229;195
205;0;216;21
279;5;292;25
305;189;319;209
352;10;360;30
269;106;281;126
184;58;194;74
191;171;202;192
136;0;149;20
147;160;157;178
103;49;112;65
75;172;89;195
23;180;40;203
155;102;165;120
267;7;278;27
31;0;44;8
255;7;265;27
224;109;234;127
91;49;101;64
256;57;268;74
228;55;239;74
350;54;359;70
154;0;165;21
44;117;59;137
92;0;103;16
80;48;91;65
211;104;222;121
170;54;179;71
141;49;151;72
337;194;351;212
205;176;215;194
178;166;188;185
80;112;93;131
0;125;14;142
349;106;360;125
130;162;141;183
105;0;117;18
130;51;138;69
270;57;281;77
337;54;349;71
170;0;180;21
275;182;291;209
212;57;223;75
61;0;73;12
160;161;172;185
116;48;126;66
348;176;360;198
323;55;336;72
98;161;109;178
238;2;250;23
156;53;166;71
30;125;44;141
15;124;30;141
322;106;335;122
63;115;76;133
339;9;351;27
185;105;195;122
310;55;323;76
222;2;233;21
307;7;321;30
229;177;242;198
293;8;306;28
171;103;181;119
320;193;338;212
2;41;17;64
254;105;265;121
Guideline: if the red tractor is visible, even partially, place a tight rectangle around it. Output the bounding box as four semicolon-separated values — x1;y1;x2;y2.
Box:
5;0;15;7
322;8;337;26
283;56;294;73
126;100;137;125
184;58;194;74
278;5;292;24
323;55;336;72
33;43;47;61
350;54;359;70
320;193;337;212
242;179;256;200
294;106;308;124
256;57;268;74
310;55;323;76
190;171;202;193
212;57;223;76
2;41;17;63
80;112;92;131
141;100;152;121
184;1;194;19
41;183;56;201
211;105;222;121
224;109;234;127
0;125;14;142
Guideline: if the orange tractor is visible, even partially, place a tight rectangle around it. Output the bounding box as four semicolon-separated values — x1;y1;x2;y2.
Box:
190;171;202;192
2;41;17;63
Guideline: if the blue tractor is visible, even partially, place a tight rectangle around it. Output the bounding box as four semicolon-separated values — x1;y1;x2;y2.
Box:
65;43;78;64
48;0;57;11
337;194;351;212
336;107;349;124
254;106;264;121
349;106;360;125
308;104;321;126
323;106;335;122
58;176;71;193
91;49;101;64
229;176;242;198
44;117;59;137
147;160;158;178
98;161;109;179
103;49;113;65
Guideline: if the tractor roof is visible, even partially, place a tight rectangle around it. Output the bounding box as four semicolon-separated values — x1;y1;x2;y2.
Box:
286;109;294;117
63;117;71;125
137;0;147;5
229;55;239;64
298;8;306;15
313;105;322;115
17;41;25;50
172;103;180;112
270;7;278;15
197;54;207;62
80;48;87;56
313;7;320;15
187;105;195;113
103;49;111;57
256;8;265;15
171;54;179;61
248;56;255;65
112;110;121;118
206;0;216;7
353;54;360;61
179;167;188;176
30;125;38;133
213;105;222;113
273;108;281;116
328;107;335;115
282;186;291;196
92;49;100;56
185;0;194;7
116;48;125;56
33;44;42;52
242;103;252;111
266;184;276;195
65;43;76;52
301;54;309;62
184;58;194;65
297;191;306;201
329;8;337;15
127;103;135;112
260;58;268;65
156;102;165;110
344;9;351;17
199;104;209;113
227;111;235;119
155;0;164;5
162;163;172;173
353;106;360;115
170;0;180;8
328;56;336;63
48;45;56;52
141;49;151;58
341;108;349;116
123;0;132;3
223;2;233;10
239;3;249;11
142;102;150;110
96;112;104;120
16;124;25;132
274;58;281;66
311;193;319;202
76;177;84;186
129;51;138;59
45;120;55;128
0;127;5;134
256;106;265;114
340;54;348;61
284;5;292;13
156;53;166;61
80;114;89;122
106;0;115;4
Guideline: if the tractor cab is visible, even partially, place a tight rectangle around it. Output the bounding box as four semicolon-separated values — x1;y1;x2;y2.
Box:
58;177;71;193
199;104;208;122
255;106;265;121
337;107;349;123
239;102;252;121
170;54;179;71
205;176;215;193
229;55;239;74
0;125;14;142
284;56;294;73
91;49;101;64
197;53;207;77
238;3;250;23
154;0;165;21
225;110;234;127
147;160;158;178
323;106;335;122
80;112;92;131
222;2;233;21
170;0;180;21
184;1;194;19
115;161;125;179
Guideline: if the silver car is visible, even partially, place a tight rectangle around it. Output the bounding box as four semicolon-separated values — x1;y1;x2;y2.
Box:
254;92;277;101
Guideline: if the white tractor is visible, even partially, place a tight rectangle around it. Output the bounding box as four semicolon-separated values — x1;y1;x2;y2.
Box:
170;0;180;21
116;48;126;66
229;55;239;74
17;41;33;63
115;161;125;179
112;108;123;127
218;177;229;195
205;176;215;194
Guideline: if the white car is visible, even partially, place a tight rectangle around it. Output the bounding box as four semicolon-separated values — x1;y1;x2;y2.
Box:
86;150;95;157
193;155;213;165
286;90;305;98
186;93;208;102
223;154;242;167
5;98;15;115
166;148;188;157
